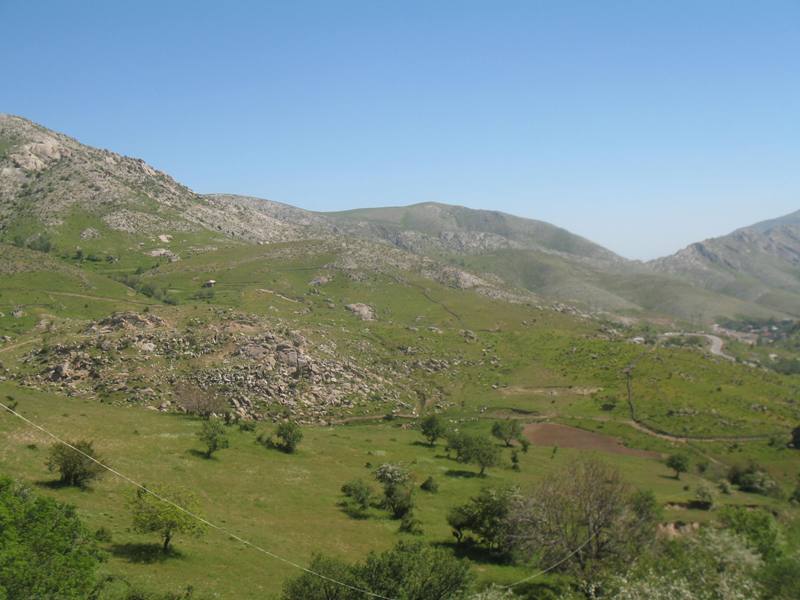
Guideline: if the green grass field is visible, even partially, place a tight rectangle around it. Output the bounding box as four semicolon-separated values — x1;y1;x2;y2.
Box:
1;231;799;598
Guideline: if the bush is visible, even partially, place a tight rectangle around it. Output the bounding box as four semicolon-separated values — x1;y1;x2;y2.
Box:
728;463;783;498
95;526;113;543
273;421;303;453
399;513;424;535
46;440;104;488
421;476;439;493
281;541;473;600
341;479;374;515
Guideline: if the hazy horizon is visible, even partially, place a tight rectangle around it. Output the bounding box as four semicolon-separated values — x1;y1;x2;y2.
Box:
2;1;798;259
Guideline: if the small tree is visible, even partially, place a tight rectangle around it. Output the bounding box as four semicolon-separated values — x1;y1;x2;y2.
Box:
197;418;229;458
447;487;516;552
46;440;104;488
130;487;206;554
274;421;303;453
463;435;501;476
491;420;522;447
666;453;690;480
420;414;447;447
375;464;415;519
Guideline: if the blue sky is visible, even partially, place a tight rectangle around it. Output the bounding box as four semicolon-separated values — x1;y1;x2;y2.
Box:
2;1;798;259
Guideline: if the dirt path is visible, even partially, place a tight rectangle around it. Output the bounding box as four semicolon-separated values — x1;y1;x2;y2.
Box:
0;338;39;354
43;290;150;305
661;332;735;361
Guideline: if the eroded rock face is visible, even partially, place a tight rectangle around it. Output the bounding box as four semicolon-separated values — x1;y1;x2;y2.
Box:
345;303;376;321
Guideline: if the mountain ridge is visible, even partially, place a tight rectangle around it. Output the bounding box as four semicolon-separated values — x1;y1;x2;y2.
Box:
2;113;797;321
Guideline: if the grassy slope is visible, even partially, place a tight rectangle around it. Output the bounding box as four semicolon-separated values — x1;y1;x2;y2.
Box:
0;381;787;599
1;236;799;597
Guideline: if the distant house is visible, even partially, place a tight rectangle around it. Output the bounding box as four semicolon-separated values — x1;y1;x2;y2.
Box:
202;279;217;288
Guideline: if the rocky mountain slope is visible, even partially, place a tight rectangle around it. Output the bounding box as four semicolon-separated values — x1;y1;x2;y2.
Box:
650;211;800;317
1;113;797;322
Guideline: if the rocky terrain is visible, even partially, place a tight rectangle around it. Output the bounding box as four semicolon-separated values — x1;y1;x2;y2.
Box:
2;113;798;323
13;310;413;423
651;211;800;317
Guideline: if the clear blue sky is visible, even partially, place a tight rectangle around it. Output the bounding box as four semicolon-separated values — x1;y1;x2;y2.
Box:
2;1;798;259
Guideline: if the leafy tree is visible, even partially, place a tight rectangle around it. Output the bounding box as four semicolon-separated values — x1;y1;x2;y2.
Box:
130;487;206;553
281;555;360;600
760;555;800;600
375;463;415;518
447;487;516;553
718;506;782;562
610;529;763;600
491;420;522;447
463;435;501;476
420;414;447;446
281;542;473;600
46;440;104;487
445;431;469;461
666;453;690;479
357;541;473;600
0;477;101;599
196;418;229;458
507;458;661;582
273;421;303;453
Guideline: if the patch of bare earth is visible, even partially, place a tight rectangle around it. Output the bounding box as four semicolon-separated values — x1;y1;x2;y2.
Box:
523;423;661;459
500;386;600;397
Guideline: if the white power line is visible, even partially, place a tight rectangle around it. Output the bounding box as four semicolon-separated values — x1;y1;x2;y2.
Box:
0;401;395;600
2;399;596;597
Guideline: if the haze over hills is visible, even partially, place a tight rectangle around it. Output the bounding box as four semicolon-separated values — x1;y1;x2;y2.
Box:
1;113;797;322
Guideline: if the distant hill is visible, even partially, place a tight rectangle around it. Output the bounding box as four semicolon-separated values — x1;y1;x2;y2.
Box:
650;211;800;317
1;114;796;322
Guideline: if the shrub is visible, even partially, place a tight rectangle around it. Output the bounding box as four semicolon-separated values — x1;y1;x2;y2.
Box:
728;463;783;498
341;479;374;514
281;541;473;600
399;513;424;535
46;440;104;487
420;476;439;493
273;421;303;453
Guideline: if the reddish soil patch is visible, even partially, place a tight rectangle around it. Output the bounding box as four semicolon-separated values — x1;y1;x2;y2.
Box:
523;423;661;459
